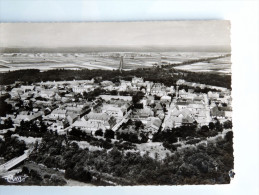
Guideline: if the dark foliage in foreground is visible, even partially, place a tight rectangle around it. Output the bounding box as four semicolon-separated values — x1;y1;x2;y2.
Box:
28;130;233;185
0;133;27;161
17;163;67;186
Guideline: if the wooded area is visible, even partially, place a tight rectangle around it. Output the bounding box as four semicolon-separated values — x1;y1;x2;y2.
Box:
0;67;231;89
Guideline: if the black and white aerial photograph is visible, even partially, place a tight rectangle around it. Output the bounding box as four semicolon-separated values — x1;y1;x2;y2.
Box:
0;21;233;186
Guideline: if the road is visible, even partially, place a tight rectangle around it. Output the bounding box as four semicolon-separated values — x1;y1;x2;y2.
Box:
0;149;32;173
112;110;132;131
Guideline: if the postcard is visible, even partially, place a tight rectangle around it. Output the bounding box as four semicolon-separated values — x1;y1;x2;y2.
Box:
0;21;233;186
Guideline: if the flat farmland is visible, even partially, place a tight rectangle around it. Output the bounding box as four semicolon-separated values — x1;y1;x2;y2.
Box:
173;56;231;75
0;52;231;74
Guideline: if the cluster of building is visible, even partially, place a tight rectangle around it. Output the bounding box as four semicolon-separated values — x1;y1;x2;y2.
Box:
0;77;232;140
1;80;97;133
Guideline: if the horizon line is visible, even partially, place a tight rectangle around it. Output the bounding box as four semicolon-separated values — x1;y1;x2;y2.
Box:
0;45;231;53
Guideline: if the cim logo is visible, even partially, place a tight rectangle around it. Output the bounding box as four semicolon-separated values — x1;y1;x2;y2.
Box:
2;175;28;183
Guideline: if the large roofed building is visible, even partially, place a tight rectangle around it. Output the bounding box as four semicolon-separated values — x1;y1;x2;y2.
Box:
84;112;116;129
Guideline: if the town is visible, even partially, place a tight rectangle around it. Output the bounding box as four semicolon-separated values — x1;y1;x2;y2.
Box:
0;70;233;185
0;76;232;137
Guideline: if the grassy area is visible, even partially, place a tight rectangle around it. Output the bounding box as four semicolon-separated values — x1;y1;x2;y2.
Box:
136;142;171;160
11;134;42;145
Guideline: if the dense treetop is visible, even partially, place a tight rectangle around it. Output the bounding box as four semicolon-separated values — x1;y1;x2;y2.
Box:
0;67;231;89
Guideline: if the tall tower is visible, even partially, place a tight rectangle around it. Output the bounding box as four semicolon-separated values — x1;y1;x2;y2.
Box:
119;56;124;73
176;85;179;99
158;54;161;68
147;83;151;95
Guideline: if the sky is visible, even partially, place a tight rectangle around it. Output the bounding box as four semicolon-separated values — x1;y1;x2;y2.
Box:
0;21;230;50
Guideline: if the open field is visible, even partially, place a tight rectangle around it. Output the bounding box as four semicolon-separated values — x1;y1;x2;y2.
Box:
174;56;231;75
0;52;231;74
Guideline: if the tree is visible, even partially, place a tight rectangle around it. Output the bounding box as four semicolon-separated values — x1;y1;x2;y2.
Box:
132;91;144;106
110;90;118;95
178;163;198;177
0;96;12;117
69;127;85;138
140;133;148;143
209;122;215;130
95;129;103;136
198;125;209;137
154;95;161;100
223;120;232;129
34;140;39;151
39;121;47;133
128;133;139;143
135;120;144;130
222;103;227;107
201;125;209;132
225;131;233;142
83;91;88;99
70;142;79;150
104;129;115;139
215;120;223;132
3;117;13;129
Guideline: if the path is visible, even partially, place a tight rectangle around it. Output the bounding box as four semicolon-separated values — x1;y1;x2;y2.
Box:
0;149;32;173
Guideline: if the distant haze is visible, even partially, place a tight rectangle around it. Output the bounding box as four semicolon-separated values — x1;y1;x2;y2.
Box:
0;21;231;52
